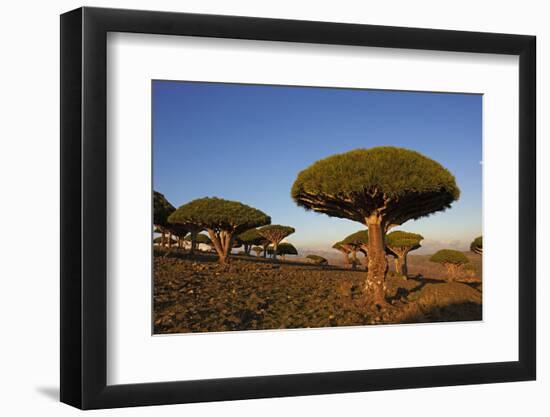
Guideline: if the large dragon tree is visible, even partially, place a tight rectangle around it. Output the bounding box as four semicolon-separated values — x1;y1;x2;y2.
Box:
257;225;295;261
153;191;175;247
292;147;459;306
385;231;423;277
168;197;270;264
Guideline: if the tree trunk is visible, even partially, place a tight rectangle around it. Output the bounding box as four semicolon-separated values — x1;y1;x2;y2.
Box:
244;244;251;255
365;215;387;306
206;229;233;264
401;254;408;277
342;252;350;267
281;254;286;261
168;232;173;249
272;241;279;261
351;249;357;269
190;231;197;255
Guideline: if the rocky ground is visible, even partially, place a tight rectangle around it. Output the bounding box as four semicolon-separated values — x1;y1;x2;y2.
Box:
153;249;482;334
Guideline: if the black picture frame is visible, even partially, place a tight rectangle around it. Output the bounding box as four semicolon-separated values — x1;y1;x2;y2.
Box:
60;6;536;410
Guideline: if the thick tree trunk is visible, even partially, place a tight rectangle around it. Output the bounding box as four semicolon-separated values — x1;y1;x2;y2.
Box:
206;229;233;264
168;232;173;249
365;215;387;306
351;250;357;269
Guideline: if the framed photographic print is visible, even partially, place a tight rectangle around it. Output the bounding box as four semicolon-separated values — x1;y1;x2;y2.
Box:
60;6;536;409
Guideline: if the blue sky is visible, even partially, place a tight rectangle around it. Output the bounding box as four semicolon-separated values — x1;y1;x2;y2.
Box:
153;81;482;253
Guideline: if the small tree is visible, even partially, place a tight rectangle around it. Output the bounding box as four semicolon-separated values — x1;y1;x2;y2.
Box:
341;230;369;269
153;191;175;247
306;255;328;266
238;228;265;255
292;147;459;306
185;233;212;251
470;236;483;255
257;225;295;261
332;241;351;266
174;225;190;249
430;249;469;280
252;246;263;256
267;242;298;261
168;197;270;264
385;231;423;278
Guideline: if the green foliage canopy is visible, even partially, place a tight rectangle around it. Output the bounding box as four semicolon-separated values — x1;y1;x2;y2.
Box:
168;197;271;234
306;254;328;265
185;233;211;245
291;147;460;227
341;230;369;248
153;191;175;227
268;242;298;256
257;225;295;243
430;249;469;265
470;236;482;254
385;231;423;252
238;228;267;245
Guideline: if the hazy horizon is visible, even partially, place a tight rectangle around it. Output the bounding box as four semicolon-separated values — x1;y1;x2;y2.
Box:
153;80;482;254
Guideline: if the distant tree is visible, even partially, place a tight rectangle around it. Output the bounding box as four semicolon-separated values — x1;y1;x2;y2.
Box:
341;230;369;269
257;225;295;261
252;246;263;256
169;224;188;249
430;249;469;280
306;254;328;266
292;147;459;306
238;228;266;255
267;242;298;261
385;231;423;278
470;236;483;255
153;191;175;247
332;241;351;266
185;233;212;251
167;197;270;264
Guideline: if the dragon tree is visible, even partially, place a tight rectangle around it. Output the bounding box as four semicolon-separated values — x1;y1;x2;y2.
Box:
292;147;459;306
168;197;270;264
470;236;482;255
267;242;298;261
238;228;266;255
332;241;352;267
385;231;423;278
257;225;295;261
341;230;370;269
153;191;175;247
430;249;469;280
